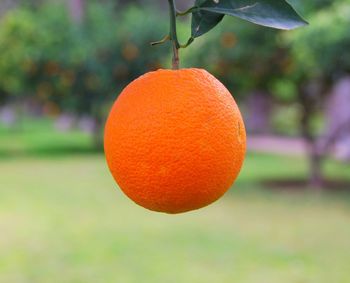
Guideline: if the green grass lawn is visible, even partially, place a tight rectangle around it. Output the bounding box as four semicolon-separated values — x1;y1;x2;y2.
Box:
1;119;350;283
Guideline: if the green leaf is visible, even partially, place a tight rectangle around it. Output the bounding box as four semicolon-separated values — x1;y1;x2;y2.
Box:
191;9;224;38
191;0;307;38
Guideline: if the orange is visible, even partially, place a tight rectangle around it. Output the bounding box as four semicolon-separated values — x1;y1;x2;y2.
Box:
104;68;246;214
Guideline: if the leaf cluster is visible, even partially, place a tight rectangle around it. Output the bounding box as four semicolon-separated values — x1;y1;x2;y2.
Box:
189;0;306;41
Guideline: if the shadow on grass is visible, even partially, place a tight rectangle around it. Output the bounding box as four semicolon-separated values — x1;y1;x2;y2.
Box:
262;178;350;191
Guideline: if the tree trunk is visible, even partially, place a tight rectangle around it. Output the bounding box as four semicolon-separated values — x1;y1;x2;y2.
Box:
301;119;324;189
92;116;104;150
308;140;324;188
299;83;325;189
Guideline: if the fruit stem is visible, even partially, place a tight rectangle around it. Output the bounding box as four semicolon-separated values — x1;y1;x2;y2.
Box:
176;7;196;17
168;0;180;69
150;34;170;46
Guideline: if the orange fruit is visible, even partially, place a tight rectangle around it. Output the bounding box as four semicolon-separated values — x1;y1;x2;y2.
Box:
104;68;246;214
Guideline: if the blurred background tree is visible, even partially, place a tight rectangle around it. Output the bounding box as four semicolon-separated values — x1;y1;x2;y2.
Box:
287;0;350;186
0;0;169;146
0;0;349;188
185;0;350;187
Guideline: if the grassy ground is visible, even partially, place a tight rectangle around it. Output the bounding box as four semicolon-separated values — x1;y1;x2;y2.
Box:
1;119;350;283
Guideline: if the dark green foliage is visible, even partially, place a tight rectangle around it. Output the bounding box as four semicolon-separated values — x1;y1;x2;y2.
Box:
191;0;307;38
0;3;169;117
289;1;350;82
191;8;224;38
